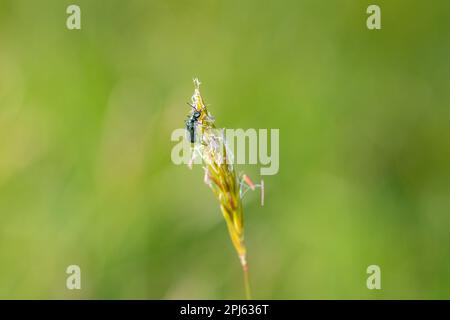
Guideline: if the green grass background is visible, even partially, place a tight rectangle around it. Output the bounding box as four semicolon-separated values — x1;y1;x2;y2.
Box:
0;0;449;299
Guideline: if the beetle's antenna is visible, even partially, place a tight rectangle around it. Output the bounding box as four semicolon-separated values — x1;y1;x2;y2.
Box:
186;102;196;112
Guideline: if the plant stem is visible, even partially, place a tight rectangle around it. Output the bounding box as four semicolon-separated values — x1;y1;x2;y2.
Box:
240;255;252;300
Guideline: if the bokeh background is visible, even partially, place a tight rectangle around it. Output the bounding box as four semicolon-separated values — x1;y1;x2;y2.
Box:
0;0;449;299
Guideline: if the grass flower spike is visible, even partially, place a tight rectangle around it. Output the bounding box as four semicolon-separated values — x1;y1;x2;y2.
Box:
185;78;260;299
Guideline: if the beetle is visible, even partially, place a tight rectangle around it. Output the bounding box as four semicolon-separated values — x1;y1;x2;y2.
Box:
186;108;201;143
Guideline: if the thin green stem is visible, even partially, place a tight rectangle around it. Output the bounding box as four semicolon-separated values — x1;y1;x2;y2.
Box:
242;259;252;300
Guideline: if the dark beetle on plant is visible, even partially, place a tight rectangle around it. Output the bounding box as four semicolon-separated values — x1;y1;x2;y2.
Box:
185;106;201;143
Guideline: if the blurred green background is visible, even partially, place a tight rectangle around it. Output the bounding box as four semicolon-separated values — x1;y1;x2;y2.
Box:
0;0;449;299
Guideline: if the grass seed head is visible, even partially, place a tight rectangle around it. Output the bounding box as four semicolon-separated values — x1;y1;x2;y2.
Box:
187;78;247;261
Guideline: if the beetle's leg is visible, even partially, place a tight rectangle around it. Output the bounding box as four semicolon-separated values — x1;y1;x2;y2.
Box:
239;174;265;206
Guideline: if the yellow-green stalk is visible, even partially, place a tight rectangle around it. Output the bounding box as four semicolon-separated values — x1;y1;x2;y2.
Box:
187;78;251;299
